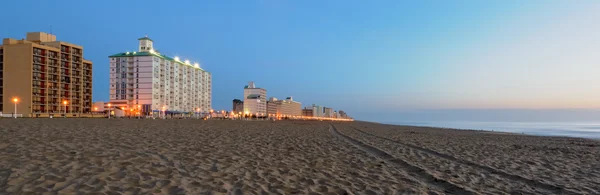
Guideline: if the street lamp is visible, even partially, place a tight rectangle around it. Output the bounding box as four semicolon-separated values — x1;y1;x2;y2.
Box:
137;105;141;119
12;98;19;118
107;103;112;119
196;108;200;119
63;100;68;118
162;106;166;119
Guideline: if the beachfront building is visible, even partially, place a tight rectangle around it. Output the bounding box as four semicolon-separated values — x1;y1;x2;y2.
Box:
108;36;211;116
324;107;334;118
302;108;313;117
243;81;266;116
339;110;349;119
267;97;302;117
311;104;324;117
267;97;279;116
0;32;93;117
232;99;244;113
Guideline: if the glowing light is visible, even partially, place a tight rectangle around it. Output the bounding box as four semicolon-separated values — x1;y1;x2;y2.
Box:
133;52;136;54
126;52;130;55
184;60;190;65
94;107;98;111
194;63;200;68
174;56;180;61
12;98;18;103
63;100;68;105
107;103;111;107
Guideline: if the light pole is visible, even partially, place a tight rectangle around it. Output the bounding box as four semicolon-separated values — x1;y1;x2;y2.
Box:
63;100;68;118
12;98;19;118
94;107;98;117
162;106;166;119
107;103;112;119
137;105;141;119
196;108;200;119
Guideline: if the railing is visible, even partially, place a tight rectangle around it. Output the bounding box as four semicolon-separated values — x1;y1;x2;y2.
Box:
0;114;23;118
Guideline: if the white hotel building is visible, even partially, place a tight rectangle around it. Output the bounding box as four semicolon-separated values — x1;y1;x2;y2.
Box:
108;36;211;114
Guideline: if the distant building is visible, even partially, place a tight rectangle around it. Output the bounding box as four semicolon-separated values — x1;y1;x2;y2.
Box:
324;107;334;118
232;99;244;113
279;97;301;116
243;81;266;115
338;110;348;119
92;101;105;112
267;97;301;117
267;97;279;116
312;104;324;117
302;108;313;117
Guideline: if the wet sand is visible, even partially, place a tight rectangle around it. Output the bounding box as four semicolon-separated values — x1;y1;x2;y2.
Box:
0;119;598;194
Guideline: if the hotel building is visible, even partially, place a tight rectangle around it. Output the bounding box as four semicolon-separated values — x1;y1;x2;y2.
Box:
243;81;266;115
324;107;334;118
267;97;301;117
1;32;93;116
108;36;211;114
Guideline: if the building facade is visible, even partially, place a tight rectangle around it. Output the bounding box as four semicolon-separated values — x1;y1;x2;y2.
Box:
302;108;313;117
324;107;334;118
1;32;93;116
267;97;301;117
311;104;324;117
243;81;266;115
232;99;244;113
267;97;279;116
108;37;211;114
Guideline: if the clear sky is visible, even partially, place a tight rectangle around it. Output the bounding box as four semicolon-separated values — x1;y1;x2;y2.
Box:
2;0;599;122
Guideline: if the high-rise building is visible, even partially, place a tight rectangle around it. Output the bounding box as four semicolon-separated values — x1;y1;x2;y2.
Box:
338;110;348;119
108;36;211;114
232;99;244;113
1;32;93;116
311;104;324;117
243;81;266;115
324;107;334;118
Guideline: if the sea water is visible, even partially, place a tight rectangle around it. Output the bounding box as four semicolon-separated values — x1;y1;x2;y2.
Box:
390;121;600;139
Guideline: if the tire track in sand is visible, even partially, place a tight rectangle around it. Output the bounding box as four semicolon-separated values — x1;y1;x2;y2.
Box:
347;126;579;195
329;125;475;195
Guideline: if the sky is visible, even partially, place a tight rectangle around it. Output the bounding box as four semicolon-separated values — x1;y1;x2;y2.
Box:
1;0;599;122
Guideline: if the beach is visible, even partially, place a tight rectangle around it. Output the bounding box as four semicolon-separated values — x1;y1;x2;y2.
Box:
1;119;599;194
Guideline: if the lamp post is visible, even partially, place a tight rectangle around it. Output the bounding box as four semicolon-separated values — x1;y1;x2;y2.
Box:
12;98;19;118
94;107;98;117
137;105;141;119
107;103;111;119
162;106;166;119
196;108;200;119
63;100;68;118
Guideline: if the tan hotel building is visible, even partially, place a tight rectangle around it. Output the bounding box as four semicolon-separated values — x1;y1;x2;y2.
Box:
0;32;93;117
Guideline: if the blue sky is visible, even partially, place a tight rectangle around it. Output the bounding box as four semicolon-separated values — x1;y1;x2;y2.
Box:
2;0;599;122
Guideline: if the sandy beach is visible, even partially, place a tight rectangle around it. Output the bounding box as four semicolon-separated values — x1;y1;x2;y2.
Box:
1;119;599;194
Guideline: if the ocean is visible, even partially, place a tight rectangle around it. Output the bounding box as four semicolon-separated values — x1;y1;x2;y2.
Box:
389;121;600;139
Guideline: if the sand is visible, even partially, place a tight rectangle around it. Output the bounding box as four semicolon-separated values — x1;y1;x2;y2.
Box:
0;119;598;194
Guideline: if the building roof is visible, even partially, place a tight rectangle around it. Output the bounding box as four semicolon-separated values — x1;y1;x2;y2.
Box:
108;51;208;72
138;36;153;42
